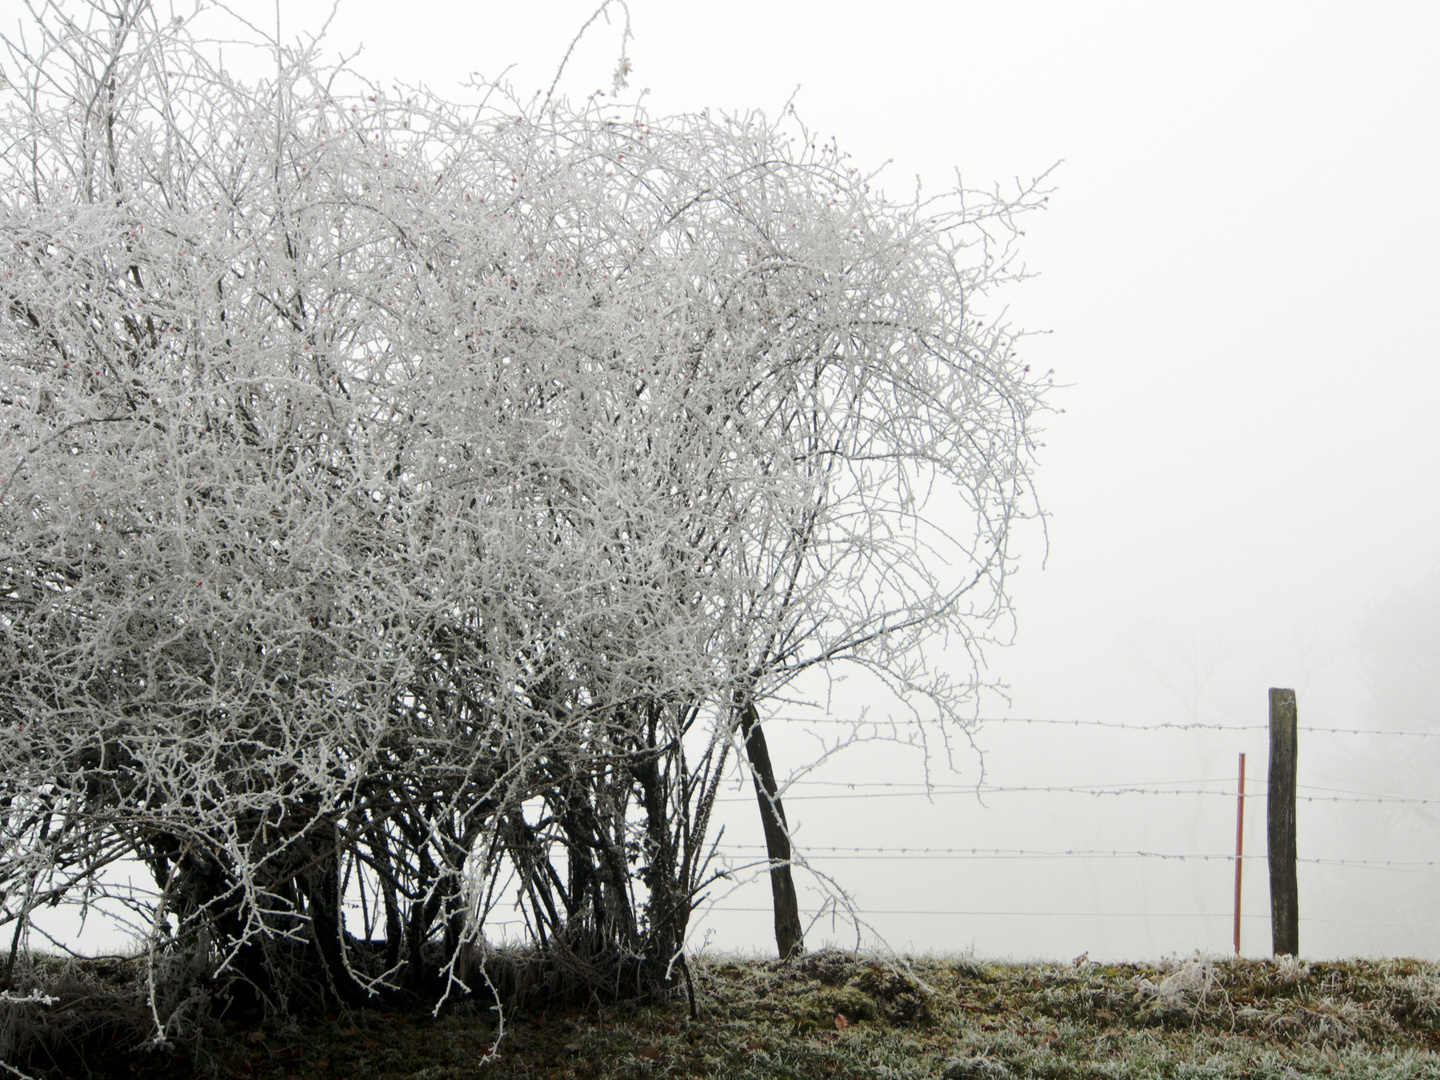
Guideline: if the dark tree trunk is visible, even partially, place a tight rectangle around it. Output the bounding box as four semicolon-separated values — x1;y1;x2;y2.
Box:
298;820;369;1008
737;699;804;959
635;707;686;979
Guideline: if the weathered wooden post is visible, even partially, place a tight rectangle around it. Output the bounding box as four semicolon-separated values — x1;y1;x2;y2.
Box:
1267;688;1299;956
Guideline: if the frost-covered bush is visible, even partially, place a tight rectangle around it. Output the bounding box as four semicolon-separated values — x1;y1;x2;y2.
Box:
0;0;1049;1024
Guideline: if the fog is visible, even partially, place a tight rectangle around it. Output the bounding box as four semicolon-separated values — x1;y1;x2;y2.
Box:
8;0;1437;962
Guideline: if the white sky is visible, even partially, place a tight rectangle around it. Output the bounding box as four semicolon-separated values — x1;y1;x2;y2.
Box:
7;0;1438;961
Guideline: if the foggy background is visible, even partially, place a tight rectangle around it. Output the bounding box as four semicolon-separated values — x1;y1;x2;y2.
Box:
8;0;1437;961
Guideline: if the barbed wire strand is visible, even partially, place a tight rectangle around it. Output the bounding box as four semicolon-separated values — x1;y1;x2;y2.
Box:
774;716;1440;737
712;845;1440;873
744;777;1437;802
982;719;1440;738
717;785;1440;805
702;907;1440;929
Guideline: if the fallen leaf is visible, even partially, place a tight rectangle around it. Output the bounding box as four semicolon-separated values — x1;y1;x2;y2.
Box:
834;1013;849;1030
245;1031;265;1045
564;1041;582;1051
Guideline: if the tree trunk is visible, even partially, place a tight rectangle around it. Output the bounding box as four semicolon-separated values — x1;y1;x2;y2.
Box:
296;816;369;1008
737;699;804;959
301;861;369;1007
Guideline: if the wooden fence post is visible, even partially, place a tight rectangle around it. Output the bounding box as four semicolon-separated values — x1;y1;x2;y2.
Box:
1267;688;1299;956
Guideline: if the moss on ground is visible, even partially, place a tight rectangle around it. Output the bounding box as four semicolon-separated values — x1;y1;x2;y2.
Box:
5;951;1440;1078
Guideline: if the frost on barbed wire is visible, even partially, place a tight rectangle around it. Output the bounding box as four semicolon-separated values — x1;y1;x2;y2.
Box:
0;0;1050;1024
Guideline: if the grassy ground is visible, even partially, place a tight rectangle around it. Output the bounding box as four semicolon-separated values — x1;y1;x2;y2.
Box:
6;951;1440;1078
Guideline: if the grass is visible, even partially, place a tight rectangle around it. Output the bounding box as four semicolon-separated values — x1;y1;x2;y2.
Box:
5;950;1440;1078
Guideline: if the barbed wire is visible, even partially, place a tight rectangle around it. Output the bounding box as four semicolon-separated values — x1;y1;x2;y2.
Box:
987;719;1266;732
976;719;1440;738
779;777;1220;789
717;783;1440;805
509;716;1440;943
771;716;1440;737
1299;782;1440;802
773;778;1437;803
713;844;1440;873
702;906;1440;930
